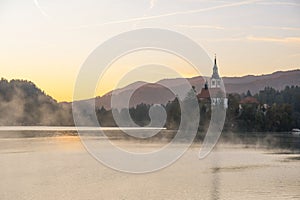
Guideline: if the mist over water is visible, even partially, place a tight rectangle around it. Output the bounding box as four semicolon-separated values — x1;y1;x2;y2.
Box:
0;79;73;126
1;127;299;150
0;129;299;200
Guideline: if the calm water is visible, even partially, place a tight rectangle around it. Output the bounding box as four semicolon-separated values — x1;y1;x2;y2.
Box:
0;129;299;200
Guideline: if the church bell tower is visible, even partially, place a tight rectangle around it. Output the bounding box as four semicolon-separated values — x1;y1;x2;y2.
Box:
210;55;221;88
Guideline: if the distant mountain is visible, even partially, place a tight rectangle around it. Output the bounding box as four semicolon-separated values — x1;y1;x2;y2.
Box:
95;69;300;109
1;69;299;125
223;70;300;94
0;79;73;126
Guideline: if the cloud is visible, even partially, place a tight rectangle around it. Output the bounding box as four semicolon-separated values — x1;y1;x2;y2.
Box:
149;0;157;9
288;53;300;58
33;0;51;19
177;24;300;32
246;35;300;44
175;24;225;30
70;0;261;30
202;37;245;42
253;25;300;31
199;35;300;45
256;1;300;6
132;0;158;29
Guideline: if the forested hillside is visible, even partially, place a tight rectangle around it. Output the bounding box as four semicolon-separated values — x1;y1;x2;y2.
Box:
1;78;300;132
0;78;73;125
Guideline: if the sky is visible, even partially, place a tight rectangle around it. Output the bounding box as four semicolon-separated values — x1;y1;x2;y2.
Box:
0;0;299;102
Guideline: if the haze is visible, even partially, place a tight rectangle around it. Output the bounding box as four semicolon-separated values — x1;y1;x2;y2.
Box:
0;0;299;101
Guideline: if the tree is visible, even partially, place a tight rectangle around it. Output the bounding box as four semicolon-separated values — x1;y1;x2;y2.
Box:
246;90;252;97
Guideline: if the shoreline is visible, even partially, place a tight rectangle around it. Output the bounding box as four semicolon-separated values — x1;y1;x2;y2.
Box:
0;131;299;154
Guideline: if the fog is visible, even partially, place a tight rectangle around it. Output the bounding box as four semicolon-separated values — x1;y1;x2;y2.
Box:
0;130;299;200
0;79;73;126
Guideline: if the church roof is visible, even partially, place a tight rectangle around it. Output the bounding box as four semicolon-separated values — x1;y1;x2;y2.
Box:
197;88;226;99
197;88;210;99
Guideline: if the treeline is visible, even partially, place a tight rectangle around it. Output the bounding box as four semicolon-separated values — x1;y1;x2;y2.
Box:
230;86;300;132
95;86;300;132
200;86;300;132
1;78;300;132
96;103;152;127
95;88;200;130
0;78;73;125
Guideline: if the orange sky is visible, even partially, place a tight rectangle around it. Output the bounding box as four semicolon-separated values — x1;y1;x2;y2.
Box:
0;0;299;102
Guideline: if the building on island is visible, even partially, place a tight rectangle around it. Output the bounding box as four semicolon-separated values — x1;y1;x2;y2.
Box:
197;55;228;109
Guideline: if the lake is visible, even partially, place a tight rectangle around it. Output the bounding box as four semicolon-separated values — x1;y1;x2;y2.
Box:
0;129;299;200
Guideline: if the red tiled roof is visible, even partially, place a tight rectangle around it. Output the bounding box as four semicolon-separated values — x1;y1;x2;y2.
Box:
240;96;259;104
197;89;210;99
197;88;226;99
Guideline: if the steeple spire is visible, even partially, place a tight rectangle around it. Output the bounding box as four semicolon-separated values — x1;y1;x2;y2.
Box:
214;54;217;65
212;54;220;79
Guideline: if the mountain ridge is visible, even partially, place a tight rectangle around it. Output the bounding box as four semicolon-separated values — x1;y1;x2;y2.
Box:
0;69;299;125
95;69;300;109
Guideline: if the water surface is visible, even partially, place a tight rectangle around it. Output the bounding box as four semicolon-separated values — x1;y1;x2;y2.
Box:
0;130;299;200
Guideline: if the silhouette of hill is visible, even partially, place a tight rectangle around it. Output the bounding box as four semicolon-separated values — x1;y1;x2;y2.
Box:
95;69;300;109
0;69;299;125
0;78;73;125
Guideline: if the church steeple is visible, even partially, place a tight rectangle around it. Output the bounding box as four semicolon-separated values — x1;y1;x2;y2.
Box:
214;54;217;65
212;54;220;79
210;54;221;88
197;53;228;109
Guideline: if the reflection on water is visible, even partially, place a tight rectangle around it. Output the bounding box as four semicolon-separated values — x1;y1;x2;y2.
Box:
211;147;220;200
0;130;299;200
0;126;166;131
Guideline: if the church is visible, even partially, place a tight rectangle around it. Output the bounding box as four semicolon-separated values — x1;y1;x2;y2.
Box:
197;55;228;109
